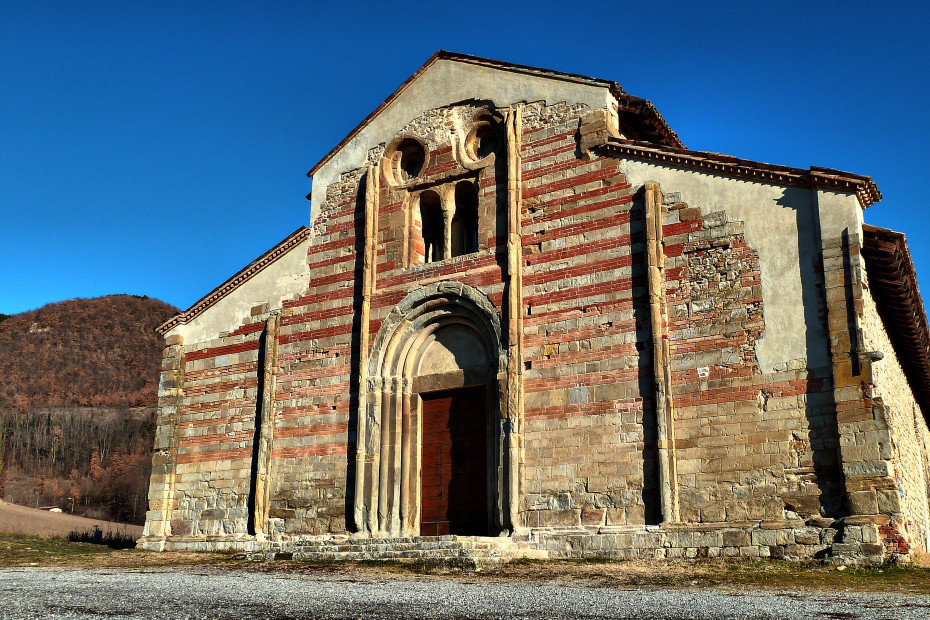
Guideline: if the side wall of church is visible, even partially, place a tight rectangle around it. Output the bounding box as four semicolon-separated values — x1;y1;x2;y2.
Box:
660;200;843;526
166;315;267;536
861;271;930;553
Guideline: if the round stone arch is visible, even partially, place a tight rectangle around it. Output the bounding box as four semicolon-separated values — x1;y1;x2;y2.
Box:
355;281;515;537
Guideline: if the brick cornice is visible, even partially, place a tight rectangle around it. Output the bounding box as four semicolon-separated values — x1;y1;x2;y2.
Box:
602;138;882;209
157;226;312;335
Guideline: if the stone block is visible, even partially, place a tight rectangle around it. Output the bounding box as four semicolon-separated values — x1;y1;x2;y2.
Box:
844;525;863;543
831;543;859;557
270;508;296;520
847;490;878;515
679;207;702;221
200;509;227;520
581;509;604;526
535;509;581;527
876;489;901;514
722;530;750;547
605;508;626;526
752;529;790;547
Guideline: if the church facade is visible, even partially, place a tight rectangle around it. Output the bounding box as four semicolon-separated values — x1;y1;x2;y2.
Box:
140;52;930;563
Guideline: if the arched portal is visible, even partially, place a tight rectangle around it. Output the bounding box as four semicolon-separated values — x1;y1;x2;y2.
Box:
356;282;513;537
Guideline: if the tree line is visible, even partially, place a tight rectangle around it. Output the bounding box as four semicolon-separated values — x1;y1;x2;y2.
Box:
0;295;177;525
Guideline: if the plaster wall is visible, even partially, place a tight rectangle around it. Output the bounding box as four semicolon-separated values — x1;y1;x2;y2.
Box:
620;161;830;374
167;236;312;345
309;58;616;223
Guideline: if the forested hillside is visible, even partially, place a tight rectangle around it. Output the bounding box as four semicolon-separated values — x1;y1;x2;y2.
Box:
0;295;178;525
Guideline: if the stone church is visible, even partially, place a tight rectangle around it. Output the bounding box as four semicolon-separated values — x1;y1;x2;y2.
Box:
140;52;930;563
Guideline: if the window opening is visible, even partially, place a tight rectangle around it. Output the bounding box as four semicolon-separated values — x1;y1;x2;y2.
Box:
465;115;501;161
420;190;444;263
383;137;428;186
473;124;499;158
451;182;479;257
399;141;425;180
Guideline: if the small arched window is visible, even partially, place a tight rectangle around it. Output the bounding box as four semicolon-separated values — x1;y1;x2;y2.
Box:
419;190;444;263
451;182;479;257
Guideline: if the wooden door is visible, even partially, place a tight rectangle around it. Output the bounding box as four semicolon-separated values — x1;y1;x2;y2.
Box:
420;385;487;536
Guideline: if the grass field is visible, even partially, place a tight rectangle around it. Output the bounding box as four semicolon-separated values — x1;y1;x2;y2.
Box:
0;500;143;539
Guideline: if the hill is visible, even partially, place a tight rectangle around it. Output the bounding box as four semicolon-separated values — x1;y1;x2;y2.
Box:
0;295;178;525
0;295;178;410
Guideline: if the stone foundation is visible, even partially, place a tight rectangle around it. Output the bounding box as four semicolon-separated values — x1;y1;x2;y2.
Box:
139;516;904;566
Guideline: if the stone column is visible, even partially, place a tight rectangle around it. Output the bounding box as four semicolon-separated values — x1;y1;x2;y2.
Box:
252;313;279;537
505;105;525;532
815;189;900;555
354;166;379;535
644;183;679;523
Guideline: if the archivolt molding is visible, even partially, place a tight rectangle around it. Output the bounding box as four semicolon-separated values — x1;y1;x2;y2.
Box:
368;281;504;380
355;281;512;537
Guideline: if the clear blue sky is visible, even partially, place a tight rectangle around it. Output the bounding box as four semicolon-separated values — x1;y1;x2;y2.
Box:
2;1;928;315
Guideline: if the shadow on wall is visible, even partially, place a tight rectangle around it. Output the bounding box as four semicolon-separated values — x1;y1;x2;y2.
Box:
777;187;845;518
344;173;370;531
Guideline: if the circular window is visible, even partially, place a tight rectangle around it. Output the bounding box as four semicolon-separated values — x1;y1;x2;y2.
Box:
399;141;425;179
383;137;428;186
466;116;501;161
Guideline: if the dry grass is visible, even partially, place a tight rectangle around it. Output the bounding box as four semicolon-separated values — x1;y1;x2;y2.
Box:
0;533;235;569
0;500;142;539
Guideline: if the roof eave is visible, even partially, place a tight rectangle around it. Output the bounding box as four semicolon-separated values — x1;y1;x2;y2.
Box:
862;225;930;421
602;138;881;209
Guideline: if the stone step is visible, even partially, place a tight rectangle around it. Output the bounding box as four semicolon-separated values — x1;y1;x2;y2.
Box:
257;534;550;564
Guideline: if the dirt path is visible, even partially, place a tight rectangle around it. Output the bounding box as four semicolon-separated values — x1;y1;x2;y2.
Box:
0;500;142;538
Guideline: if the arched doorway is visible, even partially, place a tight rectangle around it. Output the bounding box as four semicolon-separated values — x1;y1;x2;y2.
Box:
416;325;490;536
356;282;513;537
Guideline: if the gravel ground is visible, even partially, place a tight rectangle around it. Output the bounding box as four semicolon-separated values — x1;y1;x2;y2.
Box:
4;567;930;619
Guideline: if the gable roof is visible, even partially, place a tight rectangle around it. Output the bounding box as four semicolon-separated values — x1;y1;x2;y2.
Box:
305;51;682;183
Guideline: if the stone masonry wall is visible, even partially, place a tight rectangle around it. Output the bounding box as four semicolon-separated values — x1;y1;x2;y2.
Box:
519;102;650;528
168;318;266;536
660;200;845;524
861;270;930;553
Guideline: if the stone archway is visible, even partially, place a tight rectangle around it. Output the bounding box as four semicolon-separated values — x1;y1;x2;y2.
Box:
355;282;513;537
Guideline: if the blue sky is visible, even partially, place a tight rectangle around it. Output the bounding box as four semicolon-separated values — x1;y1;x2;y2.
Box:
2;1;928;315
